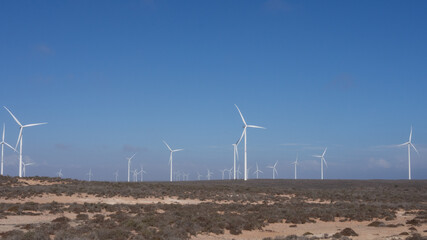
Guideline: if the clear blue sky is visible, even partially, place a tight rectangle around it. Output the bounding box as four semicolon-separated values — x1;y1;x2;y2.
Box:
0;0;426;181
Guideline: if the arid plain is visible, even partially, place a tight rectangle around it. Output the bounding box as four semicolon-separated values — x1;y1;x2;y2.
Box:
0;176;426;240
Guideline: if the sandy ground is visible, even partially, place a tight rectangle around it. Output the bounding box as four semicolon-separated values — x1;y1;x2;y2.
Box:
0;193;206;205
15;179;67;186
0;190;425;239
192;210;426;240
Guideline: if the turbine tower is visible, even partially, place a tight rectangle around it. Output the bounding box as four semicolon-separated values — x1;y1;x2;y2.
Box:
163;140;183;182
114;170;119;182
140;165;146;182
253;162;263;179
313;148;327;180
234;104;265;181
398;126;418;180
1;124;15;175
126;153;136;182
4;107;47;178
267;161;278;179
291;154;298;180
87;168;93;182
206;169;213;180
232;130;244;180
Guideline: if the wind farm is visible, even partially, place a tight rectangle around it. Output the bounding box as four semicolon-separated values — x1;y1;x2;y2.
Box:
1;0;426;239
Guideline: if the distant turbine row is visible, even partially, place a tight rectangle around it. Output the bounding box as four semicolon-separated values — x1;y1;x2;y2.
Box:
1;106;419;181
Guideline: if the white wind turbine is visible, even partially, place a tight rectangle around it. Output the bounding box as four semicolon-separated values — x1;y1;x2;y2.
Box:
197;172;202;180
291;154;299;180
267;161;278;179
313;148;327;180
220;169;227;180
228;167;233;179
87;168;93;182
22;161;34;177
253;162;263;179
234;104;265;181
114;170;119;182
133;169;139;182
4;107;47;178
398;126;419;180
1;124;16;175
236;165;242;179
206;169;213;180
140;165;147;182
56;169;63;178
163;140;183;182
126;153;136;182
183;173;189;181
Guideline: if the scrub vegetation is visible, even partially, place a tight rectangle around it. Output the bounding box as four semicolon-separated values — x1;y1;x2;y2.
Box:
0;176;426;239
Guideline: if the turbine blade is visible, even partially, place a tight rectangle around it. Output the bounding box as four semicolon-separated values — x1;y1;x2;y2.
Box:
2;123;5;141
247;125;266;129
15;127;23;149
3;107;22;126
411;143;419;155
322;147;327;157
23;122;48;127
236;128;245;145
173;149;183;152
234;104;247;125
397;142;409;147
323;157;328;167
4;142;15;151
163;140;172;151
409;126;412;142
312;155;322;158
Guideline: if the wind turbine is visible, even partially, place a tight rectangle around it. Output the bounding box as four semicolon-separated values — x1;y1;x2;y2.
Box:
4;107;47;178
163;140;183;182
313;148;327;180
234;104;265;181
183;173;189;181
228;167;233;179
219;169;227;180
197;172;202;180
253;162;263;179
291;154;299;180
126;153;136;182
140;165;147;182
87;168;93;182
398;126;419;180
22;161;34;177
267;161;278;179
236;165;242;179
57;169;63;178
1;124;15;175
133;169;139;182
206;169;213;180
114;170;119;182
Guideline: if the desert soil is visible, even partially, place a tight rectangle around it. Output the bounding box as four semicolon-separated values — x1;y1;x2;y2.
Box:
0;193;425;239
